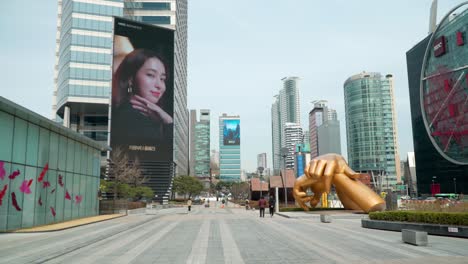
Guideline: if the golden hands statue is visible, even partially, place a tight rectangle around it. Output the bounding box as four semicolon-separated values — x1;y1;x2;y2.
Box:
293;154;385;213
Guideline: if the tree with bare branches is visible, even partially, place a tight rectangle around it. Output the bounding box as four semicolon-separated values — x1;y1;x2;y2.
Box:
103;147;151;200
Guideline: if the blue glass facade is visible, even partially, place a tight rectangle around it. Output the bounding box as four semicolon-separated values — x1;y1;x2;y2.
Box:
219;115;241;181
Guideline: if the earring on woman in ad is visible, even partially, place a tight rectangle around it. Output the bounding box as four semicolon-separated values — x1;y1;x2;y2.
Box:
128;83;133;93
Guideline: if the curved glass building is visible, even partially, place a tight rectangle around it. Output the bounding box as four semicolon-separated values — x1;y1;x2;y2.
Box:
344;72;401;189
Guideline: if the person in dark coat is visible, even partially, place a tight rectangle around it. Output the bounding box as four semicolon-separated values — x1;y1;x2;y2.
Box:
268;195;275;217
258;196;266;218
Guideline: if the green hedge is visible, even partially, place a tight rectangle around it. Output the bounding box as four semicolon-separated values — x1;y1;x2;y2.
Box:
369;211;468;226
280;207;346;212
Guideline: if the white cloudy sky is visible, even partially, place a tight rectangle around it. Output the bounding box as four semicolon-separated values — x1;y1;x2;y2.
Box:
1;0;465;172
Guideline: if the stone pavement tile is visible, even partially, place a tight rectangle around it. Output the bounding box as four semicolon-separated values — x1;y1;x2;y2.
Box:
12;214;125;233
347;256;468;264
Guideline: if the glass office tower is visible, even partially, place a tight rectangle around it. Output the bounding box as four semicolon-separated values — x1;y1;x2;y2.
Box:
271;77;301;174
344;72;401;189
53;0;188;175
194;110;210;177
219;114;241;181
406;5;468;195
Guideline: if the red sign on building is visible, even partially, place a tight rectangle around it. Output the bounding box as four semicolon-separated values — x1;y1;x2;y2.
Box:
433;36;446;57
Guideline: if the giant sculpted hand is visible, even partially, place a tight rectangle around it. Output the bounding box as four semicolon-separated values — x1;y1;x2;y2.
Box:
293;154;385;213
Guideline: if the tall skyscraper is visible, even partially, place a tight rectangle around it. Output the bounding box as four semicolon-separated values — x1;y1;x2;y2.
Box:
308;100;327;158
257;153;267;169
189;109;197;176
271;95;281;175
194;110;210;177
271;77;301;174
344;72;401;188
283;123;303;169
317;119;341;155
52;0;189;174
309;100;340;157
219;114;241;181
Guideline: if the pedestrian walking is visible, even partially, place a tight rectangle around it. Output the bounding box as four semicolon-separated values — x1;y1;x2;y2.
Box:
187;198;192;212
258;196;266;218
268;195;275;217
245;198;250;210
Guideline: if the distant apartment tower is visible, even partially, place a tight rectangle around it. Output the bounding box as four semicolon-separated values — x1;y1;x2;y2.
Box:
283;123;303;169
272;77;301;174
194;110;210;177
52;0;189;175
344;72;401;188
257;153;267;169
219;114;241;181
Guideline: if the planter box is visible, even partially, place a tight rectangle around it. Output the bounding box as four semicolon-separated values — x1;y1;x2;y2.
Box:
362;219;468;238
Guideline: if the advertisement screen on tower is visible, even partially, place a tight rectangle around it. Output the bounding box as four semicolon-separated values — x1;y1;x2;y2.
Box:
110;17;174;161
223;119;240;146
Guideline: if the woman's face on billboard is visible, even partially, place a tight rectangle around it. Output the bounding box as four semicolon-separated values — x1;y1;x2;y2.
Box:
134;57;167;104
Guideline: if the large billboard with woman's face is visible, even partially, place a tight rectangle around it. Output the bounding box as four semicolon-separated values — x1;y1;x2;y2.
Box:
223;119;240;146
110;17;174;161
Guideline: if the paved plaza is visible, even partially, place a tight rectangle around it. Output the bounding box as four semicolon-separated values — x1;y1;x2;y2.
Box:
1;202;467;264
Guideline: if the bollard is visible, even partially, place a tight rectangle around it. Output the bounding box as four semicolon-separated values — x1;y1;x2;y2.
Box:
320;214;332;223
402;229;428;246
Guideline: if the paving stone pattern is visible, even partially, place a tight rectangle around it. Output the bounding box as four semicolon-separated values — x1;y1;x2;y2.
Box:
0;202;467;264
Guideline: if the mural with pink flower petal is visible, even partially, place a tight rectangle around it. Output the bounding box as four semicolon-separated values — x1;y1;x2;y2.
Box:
75;195;83;204
0;184;7;206
8;170;20;180
11;192;21;211
37;163;48;182
65;190;71;200
0;161;5;180
42;181;51;188
50;206;56;217
19;179;33;194
58;174;64;187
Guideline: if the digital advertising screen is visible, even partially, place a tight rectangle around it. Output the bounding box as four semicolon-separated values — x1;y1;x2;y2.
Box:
110;17;174;161
223;119;240;146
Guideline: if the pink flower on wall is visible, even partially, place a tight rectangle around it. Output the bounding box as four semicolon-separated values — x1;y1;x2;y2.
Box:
75;195;83;204
11;192;21;211
0;185;7;206
37;163;49;182
42;181;51;188
58;174;64;187
19;179;33;194
0;161;5;180
50;206;56;217
65;190;71;200
8;170;20;180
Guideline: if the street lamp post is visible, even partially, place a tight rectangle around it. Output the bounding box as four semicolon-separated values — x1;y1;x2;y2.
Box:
280;147;289;207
